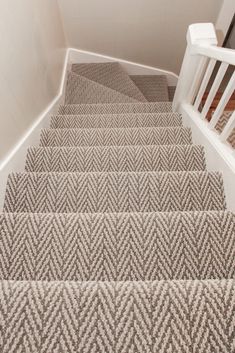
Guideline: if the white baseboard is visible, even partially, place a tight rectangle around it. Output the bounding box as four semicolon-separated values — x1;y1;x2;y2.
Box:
0;49;70;210
0;47;179;210
68;48;178;86
181;103;235;211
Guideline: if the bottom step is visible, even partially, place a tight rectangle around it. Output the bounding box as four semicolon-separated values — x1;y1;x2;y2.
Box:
0;279;234;352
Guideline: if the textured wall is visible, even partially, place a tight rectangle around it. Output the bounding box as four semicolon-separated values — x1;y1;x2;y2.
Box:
0;0;66;164
58;0;222;74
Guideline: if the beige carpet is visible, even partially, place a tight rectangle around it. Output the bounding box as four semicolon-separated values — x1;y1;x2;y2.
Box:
1;62;234;352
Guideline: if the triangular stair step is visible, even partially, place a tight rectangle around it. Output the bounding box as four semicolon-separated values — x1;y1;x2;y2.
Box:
4;171;226;213
0;279;234;352
65;72;138;104
51;112;182;129
59;101;173;115
26;145;206;173
130;75;169;101
40;127;192;147
72;62;147;102
1;211;234;280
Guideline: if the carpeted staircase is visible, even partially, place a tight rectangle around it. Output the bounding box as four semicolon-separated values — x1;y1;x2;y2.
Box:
1;62;235;352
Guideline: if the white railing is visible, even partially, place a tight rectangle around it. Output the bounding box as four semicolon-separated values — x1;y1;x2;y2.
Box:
173;23;235;148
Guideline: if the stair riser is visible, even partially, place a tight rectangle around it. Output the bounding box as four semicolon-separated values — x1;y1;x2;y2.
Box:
26;145;206;173
50;113;182;129
40;128;192;147
59;102;173;115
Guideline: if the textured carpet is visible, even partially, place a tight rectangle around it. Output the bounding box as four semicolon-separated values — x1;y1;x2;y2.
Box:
1;62;234;352
40;127;192;147
0;211;234;280
26;145;206;172
215;111;235;148
4;171;225;213
58;101;173;115
0;280;234;352
130;75;169;101
72;62;147;101
65;72;138;104
50;112;182;129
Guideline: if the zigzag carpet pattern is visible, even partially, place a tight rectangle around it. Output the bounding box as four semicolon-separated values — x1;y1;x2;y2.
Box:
0;280;234;353
65;71;138;104
26;145;206;172
4;171;226;213
50;112;182;129
72;62;147;101
40;127;192;147
1;62;235;352
130;75;169;101
1;211;234;281
58;101;173;115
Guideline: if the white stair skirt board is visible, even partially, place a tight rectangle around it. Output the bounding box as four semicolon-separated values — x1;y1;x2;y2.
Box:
0;51;70;210
181;103;235;211
68;48;178;86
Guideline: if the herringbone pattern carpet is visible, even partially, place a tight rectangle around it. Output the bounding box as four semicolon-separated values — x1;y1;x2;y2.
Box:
40;127;192;147
65;72;138;104
1;62;234;352
72;62;147;101
51;112;182;129
1;211;234;281
58;101;173;115
26;145;206;172
130;75;169;101
4;171;226;213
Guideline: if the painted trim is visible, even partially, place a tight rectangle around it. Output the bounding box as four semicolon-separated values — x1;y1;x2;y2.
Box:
0;46;179;210
181;103;235;211
68;48;178;86
0;49;70;210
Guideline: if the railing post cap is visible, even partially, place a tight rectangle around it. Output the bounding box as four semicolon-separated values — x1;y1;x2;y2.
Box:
187;23;218;46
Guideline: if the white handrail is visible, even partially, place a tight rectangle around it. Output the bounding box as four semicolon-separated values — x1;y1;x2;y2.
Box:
192;45;235;66
173;23;235;146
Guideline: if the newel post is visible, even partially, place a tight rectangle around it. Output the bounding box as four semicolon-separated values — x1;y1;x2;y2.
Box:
172;23;218;112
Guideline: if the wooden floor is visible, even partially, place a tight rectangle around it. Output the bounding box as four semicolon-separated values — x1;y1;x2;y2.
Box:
202;91;235;120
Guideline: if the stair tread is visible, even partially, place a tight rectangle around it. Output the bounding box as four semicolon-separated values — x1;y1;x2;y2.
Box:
50;112;182;129
72;62;147;102
1;60;233;352
59;101;173;115
130;75;169;101
40;127;192;147
4;171;226;213
0;279;233;353
26;144;206;172
0;210;234;280
65;71;138;104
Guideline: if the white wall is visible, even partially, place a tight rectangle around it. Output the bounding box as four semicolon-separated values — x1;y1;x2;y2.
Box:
0;0;66;165
58;0;222;75
216;0;235;45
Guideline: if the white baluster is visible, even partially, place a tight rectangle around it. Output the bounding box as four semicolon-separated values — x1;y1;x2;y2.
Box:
194;59;216;111
209;71;235;128
200;62;229;120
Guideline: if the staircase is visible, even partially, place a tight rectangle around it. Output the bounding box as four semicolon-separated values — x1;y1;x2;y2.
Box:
1;62;235;352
